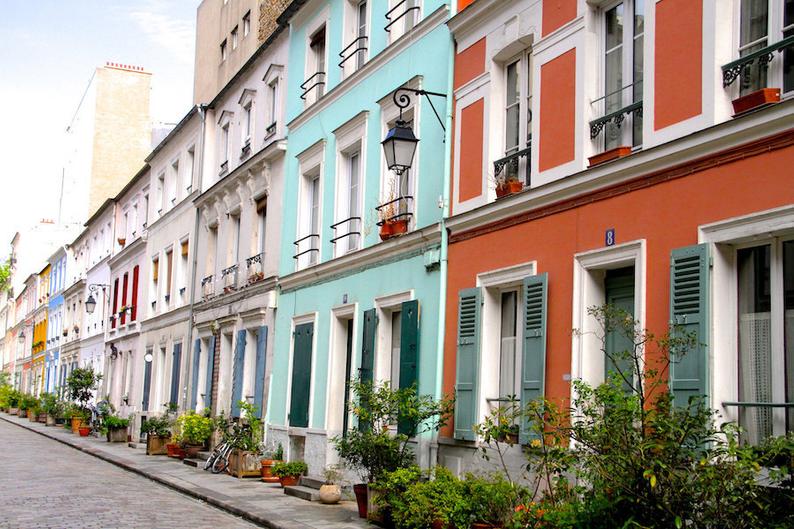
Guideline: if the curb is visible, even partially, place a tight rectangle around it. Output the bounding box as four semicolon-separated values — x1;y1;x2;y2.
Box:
0;415;307;529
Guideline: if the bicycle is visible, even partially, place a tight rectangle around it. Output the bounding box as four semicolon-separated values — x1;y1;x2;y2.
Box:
204;439;233;474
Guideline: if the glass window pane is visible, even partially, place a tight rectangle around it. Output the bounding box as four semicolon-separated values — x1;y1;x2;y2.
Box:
737;245;772;445
783;241;794;433
505;106;520;153
499;292;518;399
740;0;768;46
632;34;644;146
391;311;402;390
506;62;519;104
606;4;624;51
634;0;644;35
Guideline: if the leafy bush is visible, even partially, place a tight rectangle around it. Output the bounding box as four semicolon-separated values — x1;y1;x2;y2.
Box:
19;394;38;411
216;402;263;451
104;415;129;429
39;392;63;417
272;460;308;478
7;388;21;408
65;367;101;412
142;415;172;437
176;411;213;445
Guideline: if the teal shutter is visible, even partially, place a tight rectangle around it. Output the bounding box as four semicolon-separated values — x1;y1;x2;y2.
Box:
142;353;152;411
289;323;313;427
398;300;420;435
520;273;548;444
189;339;201;410
205;335;216;410
169;343;182;406
360;309;377;384
231;330;246;418
253;326;268;418
670;244;710;408
454;288;481;441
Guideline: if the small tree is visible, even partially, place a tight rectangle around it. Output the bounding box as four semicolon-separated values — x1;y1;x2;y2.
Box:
65;366;101;414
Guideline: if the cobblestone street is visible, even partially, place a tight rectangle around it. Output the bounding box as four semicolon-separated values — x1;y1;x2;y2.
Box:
0;420;258;529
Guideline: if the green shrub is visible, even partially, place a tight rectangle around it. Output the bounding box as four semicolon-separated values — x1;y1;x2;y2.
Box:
104;415;129;429
39;392;62;416
176;411;213;445
272;460;308;478
141;415;172;437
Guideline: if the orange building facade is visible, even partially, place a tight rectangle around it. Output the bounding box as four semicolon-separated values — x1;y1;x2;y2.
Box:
439;0;794;471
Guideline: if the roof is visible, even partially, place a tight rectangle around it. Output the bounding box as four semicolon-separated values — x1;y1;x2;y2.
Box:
84;198;115;228
113;164;150;201
145;105;201;163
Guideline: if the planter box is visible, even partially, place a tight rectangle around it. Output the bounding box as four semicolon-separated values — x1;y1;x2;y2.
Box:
146;434;168;455
18;409;27;418
8;407;18;415
166;443;187;459
495;179;523;199
732;88;781;115
38;413;48;423
184;444;205;458
227;450;261;478
588;146;632;167
107;427;127;443
45;414;56;426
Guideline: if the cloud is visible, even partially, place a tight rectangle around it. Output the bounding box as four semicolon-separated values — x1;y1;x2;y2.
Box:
124;1;195;66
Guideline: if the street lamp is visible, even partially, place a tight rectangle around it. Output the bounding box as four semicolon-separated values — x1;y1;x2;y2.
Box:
85;294;97;314
381;86;447;175
84;284;110;314
18;331;24;344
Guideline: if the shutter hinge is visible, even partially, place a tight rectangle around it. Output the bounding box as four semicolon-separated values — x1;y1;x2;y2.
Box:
709;256;714;269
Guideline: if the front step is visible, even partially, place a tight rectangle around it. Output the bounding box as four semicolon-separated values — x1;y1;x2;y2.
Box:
284;485;319;502
127;442;145;450
299;476;324;489
197;450;212;460
183;458;203;468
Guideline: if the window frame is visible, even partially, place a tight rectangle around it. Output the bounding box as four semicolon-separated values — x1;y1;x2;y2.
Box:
735;0;794;96
243;11;251;38
296;142;325;270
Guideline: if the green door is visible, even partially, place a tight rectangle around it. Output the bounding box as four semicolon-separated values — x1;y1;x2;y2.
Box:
605;267;635;388
289;323;314;428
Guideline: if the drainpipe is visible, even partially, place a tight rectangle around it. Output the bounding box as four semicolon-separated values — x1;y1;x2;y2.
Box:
184;105;207;412
430;1;457;469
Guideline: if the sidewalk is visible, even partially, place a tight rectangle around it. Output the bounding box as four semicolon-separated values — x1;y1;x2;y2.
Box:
0;413;368;529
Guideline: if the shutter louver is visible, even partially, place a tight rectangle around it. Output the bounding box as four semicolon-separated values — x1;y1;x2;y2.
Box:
289;323;313;427
169;343;182;406
205;335;216;410
670;244;710;408
360;309;376;384
520;273;547;444
398;300;419;435
454;288;481;441
253;326;268;418
231;330;246;418
189;339;201;410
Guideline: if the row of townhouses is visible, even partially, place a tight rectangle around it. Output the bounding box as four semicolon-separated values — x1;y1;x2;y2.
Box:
2;0;793;477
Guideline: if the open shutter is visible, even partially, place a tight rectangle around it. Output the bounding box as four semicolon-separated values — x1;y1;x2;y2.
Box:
253;326;268;418
131;265;139;321
121;273;128;325
169;342;182;406
112;278;119;329
520;273;547;444
398;300;420;435
454;288;481;441
189;339;201;410
360;309;376;384
289;323;313;427
205;335;216;410
670;244;710;408
142;354;152;411
231;330;246;418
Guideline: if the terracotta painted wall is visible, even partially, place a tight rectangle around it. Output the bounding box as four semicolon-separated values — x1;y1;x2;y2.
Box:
441;136;794;438
543;0;577;36
539;49;576;172
459;99;485;202
454;38;486;90
458;0;477;11
655;0;703;130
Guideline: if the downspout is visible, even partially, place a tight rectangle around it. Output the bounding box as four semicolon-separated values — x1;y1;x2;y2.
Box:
431;1;457;468
184;105;207;412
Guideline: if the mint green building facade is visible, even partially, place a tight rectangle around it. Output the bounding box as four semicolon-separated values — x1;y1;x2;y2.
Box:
267;0;455;474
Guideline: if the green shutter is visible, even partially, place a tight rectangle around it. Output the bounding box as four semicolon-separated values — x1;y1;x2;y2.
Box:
231;330;246;418
454;288;481;441
169;343;182;406
360;309;377;384
289;322;313;428
398;299;420;435
670;244;710;408
189;339;201;410
253;326;268;419
205;335;216;410
520;273;547;444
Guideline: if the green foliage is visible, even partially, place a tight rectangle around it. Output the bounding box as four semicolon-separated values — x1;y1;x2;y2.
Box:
215;403;264;451
272;460;308;478
0;384;13;409
0;258;11;293
0;372;10;387
274;442;284;461
104;415;130;429
19;394;38;411
38;392;64;417
332;379;453;483
141;414;172;437
176;411;213;445
65;367;101;411
5;388;21;408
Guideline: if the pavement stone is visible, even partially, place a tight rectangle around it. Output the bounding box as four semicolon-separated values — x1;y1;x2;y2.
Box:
0;414;368;529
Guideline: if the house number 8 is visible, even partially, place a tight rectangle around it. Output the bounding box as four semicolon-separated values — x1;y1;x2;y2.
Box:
605;228;615;247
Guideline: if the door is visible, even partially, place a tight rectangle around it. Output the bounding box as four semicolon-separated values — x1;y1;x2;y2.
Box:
289;322;314;428
604;267;635;388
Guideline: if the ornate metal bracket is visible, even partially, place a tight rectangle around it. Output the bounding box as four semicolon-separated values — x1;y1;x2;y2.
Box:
722;35;794;88
589;101;643;139
493;146;531;177
393;87;447;132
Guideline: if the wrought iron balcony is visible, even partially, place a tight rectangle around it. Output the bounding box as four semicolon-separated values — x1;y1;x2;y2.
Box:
385;0;420;33
300;71;326;101
589;101;643;139
293;234;320;265
375;196;414;226
266;122;277;136
330;217;362;251
493;146;531;185
246;252;265;284
338;36;368;69
221;264;238;292
722;35;794;88
201;275;214;299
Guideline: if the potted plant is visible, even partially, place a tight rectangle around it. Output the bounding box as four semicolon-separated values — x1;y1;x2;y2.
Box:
176;411;213;457
7;388;20;415
117;237;126;246
103;415;129;442
494;173;523;199
142;415;171;455
26;396;40;422
66;366;101;433
464;474;521;528
588;145;633;167
39;392;61;426
272;460;308;487
319;465;343;504
223;402;264;478
78;423;92;437
260;442;284;483
377;192;397;241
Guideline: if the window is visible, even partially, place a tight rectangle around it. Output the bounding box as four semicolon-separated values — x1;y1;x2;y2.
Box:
500;53;532;186
257;198;267;255
243;11;251;37
231;214;241;265
165;249;173;304
231;26;238;50
151;256;159;311
179;240;189;300
308;176;320;265
737;0;794;95
381;109;415;227
599;0;644;151
157;172;166;213
335;148;362;254
220;121;230;172
302;26;327;104
170;159;179;202
208;225;218;277
296;143;324;270
143;191;149;226
386;0;420;43
390;310;402;391
220;39;227;62
267;79;279;134
186;146;194;193
242;102;252;146
341;1;369;76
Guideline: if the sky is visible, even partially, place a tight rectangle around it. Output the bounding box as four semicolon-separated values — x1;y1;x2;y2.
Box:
0;0;197;254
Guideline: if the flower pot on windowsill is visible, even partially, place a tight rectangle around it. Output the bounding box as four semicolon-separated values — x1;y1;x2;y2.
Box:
732;87;781;115
378;222;394;241
389;218;409;237
588;146;632;167
117;238;126;246
495;179;523;199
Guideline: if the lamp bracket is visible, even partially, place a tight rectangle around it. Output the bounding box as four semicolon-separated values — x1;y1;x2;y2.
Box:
392;87;447;132
88;283;110;295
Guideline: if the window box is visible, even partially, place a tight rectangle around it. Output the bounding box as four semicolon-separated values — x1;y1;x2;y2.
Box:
588;146;632;168
732;88;781;115
495;179;523;199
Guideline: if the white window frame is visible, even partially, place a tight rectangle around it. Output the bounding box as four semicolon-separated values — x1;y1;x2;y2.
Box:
218;111;234;173
231;26;238;50
341;0;370;79
333;112;368;257
386;0;422;44
296;141;325;270
500;50;533;186
304;12;329;107
238;89;256;150
186;145;195;194
326;303;359;435
243;11;251;38
374;291;414;386
263;65;284;139
220;39;228;62
170;158;179;203
734;0;794;96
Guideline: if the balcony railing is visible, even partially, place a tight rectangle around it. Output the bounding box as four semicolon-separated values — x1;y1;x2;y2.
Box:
385;0;419;33
590;100;643;139
493;146;531;186
300;71;326;101
375;196;414;226
246;253;265;284
293;234;320;265
221;264;238;292
338;36;368;69
722;34;794;88
201;275;214;300
330;217;362;252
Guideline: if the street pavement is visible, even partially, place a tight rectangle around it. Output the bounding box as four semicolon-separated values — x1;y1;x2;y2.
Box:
0;418;258;529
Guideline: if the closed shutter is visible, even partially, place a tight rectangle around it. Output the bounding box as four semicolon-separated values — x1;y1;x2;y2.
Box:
189;339;201;410
231;330;246;418
253;326;268;418
520;273;547;444
360;309;376;384
289;323;314;428
121;273;128;325
205;335;216;410
142;354;152;411
670;244;710;408
398;300;420;435
131;265;139;321
169;342;182;406
112;278;119;329
454;288;481;441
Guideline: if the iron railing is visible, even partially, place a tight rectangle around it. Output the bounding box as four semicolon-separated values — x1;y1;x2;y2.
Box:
493;145;531;186
330;216;362;249
300;71;326;100
385;0;419;33
722;34;794;88
246;252;265;283
293;234;320;263
375;196;413;226
339;36;368;69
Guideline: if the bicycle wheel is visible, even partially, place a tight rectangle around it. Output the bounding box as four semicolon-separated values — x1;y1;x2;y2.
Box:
211;446;229;474
202;451;216;471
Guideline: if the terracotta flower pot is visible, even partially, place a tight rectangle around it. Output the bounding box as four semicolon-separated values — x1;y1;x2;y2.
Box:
388;218;409;236
78;426;91;437
71;417;83;433
260;459;281;482
379;222;394;241
279;475;300;487
588;145;632;167
496;179;523;198
166;443;186;459
353;483;368;519
732;87;781;115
